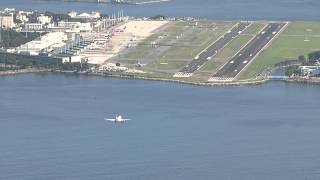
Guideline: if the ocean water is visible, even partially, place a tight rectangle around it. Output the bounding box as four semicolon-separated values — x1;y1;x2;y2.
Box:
0;0;320;20
1;74;320;180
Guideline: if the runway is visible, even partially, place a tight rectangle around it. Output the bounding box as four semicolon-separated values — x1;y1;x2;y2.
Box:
176;22;251;76
210;22;286;81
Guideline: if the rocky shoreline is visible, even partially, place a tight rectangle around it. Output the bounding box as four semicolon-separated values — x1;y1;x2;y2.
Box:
2;69;320;86
285;77;320;84
80;72;270;86
0;68;51;76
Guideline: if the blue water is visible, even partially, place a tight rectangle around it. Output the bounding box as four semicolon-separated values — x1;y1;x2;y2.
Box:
0;0;320;20
1;74;320;179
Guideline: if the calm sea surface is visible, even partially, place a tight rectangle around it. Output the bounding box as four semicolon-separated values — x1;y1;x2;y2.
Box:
0;0;320;20
0;74;320;180
1;1;320;179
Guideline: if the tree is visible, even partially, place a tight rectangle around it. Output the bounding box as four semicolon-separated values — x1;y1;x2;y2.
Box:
285;65;299;77
45;11;70;22
298;55;306;62
150;15;166;20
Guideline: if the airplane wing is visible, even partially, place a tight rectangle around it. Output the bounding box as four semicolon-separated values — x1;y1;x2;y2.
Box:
104;118;115;121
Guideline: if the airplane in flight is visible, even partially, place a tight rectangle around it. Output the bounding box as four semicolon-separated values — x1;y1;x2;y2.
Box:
104;115;131;123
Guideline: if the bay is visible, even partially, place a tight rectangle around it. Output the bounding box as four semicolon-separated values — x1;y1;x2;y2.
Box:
0;0;319;20
0;74;320;179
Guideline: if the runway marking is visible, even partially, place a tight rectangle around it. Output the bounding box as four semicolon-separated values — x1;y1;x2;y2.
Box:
208;22;289;82
209;23;268;79
234;22;289;80
173;72;193;77
208;77;234;82
174;22;252;76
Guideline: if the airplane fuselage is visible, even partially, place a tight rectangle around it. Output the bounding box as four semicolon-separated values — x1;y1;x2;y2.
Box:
105;115;131;123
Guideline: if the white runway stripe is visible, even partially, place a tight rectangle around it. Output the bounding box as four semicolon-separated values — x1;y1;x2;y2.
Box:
173;72;193;78
208;77;234;82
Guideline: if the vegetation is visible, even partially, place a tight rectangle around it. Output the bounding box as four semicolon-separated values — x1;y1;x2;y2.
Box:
156;21;235;67
308;51;320;63
27;12;40;23
242;23;265;35
214;35;252;59
199;22;265;73
0;29;42;48
0;53;61;69
150;15;166;20
59;62;89;72
285;65;299;76
44;11;70;22
240;21;320;80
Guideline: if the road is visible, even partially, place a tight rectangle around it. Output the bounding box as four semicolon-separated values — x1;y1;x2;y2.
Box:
210;22;286;80
178;22;251;74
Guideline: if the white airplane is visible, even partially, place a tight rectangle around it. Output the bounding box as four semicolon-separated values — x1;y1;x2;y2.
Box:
104;115;131;123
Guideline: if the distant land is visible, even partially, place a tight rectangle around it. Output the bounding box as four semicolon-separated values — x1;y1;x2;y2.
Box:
36;0;171;5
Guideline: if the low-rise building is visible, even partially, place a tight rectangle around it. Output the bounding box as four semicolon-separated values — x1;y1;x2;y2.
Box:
299;66;320;77
68;11;101;20
16;13;29;23
17;32;67;55
68;11;77;18
25;23;43;31
37;15;52;25
57;21;92;32
98;63;128;72
4;8;15;13
0;13;15;28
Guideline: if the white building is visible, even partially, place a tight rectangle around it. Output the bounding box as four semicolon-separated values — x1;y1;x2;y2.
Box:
58;21;92;32
74;12;101;19
98;63;128;72
4;8;15;13
0;13;15;28
37;15;52;25
16;13;29;23
68;11;77;18
25;23;43;31
299;66;320;77
79;22;92;32
61;55;87;63
17;32;68;55
17;10;33;16
58;21;81;29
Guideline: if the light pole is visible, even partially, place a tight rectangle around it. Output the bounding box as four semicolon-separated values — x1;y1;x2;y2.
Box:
0;16;3;47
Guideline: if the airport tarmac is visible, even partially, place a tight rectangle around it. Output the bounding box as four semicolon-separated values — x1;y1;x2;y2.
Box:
209;22;287;81
176;22;251;76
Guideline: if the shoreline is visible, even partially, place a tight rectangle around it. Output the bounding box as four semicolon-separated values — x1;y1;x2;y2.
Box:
0;68;52;76
85;72;270;86
1;68;319;86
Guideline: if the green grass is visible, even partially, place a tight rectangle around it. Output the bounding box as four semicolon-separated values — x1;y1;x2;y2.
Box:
116;21;320;83
242;22;265;35
159;22;235;60
198;60;221;72
198;23;266;72
214;22;266;59
122;45;153;59
147;21;236;71
283;21;320;36
147;59;189;70
215;35;252;59
240;21;320;80
122;21;189;59
122;20;237;73
160;46;202;59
